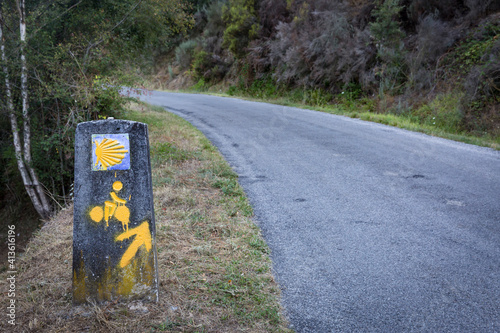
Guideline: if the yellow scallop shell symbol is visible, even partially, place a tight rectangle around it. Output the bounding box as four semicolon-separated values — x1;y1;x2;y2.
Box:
94;138;129;170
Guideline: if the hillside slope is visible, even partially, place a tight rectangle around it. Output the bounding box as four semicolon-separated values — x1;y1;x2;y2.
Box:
158;0;500;143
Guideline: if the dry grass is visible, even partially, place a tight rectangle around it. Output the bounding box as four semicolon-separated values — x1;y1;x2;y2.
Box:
0;102;291;332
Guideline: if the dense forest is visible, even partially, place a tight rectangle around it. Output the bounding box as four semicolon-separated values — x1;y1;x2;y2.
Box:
1;0;499;231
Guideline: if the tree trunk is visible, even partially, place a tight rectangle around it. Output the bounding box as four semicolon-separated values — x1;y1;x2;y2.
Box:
18;0;52;218
0;2;52;219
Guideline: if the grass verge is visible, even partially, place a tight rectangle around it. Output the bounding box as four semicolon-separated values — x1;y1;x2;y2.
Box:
163;78;499;150
0;101;291;332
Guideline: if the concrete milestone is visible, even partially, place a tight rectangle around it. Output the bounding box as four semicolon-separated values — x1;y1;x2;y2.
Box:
72;119;158;304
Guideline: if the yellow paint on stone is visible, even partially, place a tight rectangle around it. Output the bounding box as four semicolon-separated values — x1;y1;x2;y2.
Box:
112;181;123;191
104;201;117;226
116;247;156;297
90;206;104;223
89;180;130;230
82;177;153;300
97;267;113;301
115;206;130;231
73;253;87;303
115;221;152;268
110;191;126;204
118;261;137;295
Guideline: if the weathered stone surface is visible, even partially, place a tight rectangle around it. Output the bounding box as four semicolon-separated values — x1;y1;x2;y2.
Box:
73;119;158;304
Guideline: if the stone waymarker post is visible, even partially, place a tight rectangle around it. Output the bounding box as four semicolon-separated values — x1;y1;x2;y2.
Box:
73;119;158;304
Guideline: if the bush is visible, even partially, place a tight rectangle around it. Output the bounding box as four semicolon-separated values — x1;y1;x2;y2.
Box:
406;14;455;90
222;0;259;58
437;18;500;136
91;76;125;117
465;0;499;20
268;2;376;92
204;0;228;38
251;76;281;98
461;37;500;135
412;93;464;132
175;39;198;69
202;0;227;55
192;50;228;81
370;0;408;93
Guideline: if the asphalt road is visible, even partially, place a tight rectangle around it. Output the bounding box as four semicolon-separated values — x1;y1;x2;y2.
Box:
138;91;500;332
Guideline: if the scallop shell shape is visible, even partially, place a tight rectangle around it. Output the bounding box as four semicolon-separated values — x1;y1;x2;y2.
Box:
94;138;129;170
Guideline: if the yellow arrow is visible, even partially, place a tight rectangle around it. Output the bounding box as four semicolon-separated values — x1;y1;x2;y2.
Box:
115;221;152;268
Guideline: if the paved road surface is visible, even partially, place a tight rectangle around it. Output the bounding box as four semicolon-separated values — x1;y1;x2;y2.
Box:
138;91;500;332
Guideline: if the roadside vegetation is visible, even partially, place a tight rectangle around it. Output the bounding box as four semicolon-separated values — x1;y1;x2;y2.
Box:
0;101;291;332
0;0;195;258
1;1;499;243
188;80;499;149
157;0;499;149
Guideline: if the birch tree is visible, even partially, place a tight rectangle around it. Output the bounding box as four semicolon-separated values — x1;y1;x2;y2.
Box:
1;1;52;219
0;0;194;220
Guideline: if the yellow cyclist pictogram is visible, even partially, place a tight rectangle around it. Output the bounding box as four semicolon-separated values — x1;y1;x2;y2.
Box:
89;181;130;231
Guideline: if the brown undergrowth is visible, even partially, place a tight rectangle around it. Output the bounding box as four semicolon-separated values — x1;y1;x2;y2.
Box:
0;101;291;332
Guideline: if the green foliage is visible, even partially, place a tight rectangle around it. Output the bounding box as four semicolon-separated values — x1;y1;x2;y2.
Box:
442;20;500;77
227;75;281;99
242;76;278;98
91;76;126;117
440;20;500;136
188;0;214;12
212;178;243;196
204;0;228;38
370;0;407;93
192;78;208;91
335;83;364;109
370;0;405;46
411;93;465;132
109;0;195;59
175;39;199;69
301;89;333;107
249;235;269;253
192;49;227;81
0;0;194;214
193;50;209;77
222;0;259;58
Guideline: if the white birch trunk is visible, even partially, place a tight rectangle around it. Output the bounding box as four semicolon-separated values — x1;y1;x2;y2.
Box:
18;0;52;218
1;6;43;217
1;2;51;219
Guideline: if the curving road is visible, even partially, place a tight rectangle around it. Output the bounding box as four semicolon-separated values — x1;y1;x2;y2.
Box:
138;91;500;332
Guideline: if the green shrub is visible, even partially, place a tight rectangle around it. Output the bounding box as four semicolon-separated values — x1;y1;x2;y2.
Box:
247;76;279;98
192;78;208;91
175;39;198;69
192;49;228;81
370;0;407;93
91;76;125;118
441;19;500;136
227;85;238;96
193;50;211;77
303;89;333;107
222;0;259;58
412;93;464;132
